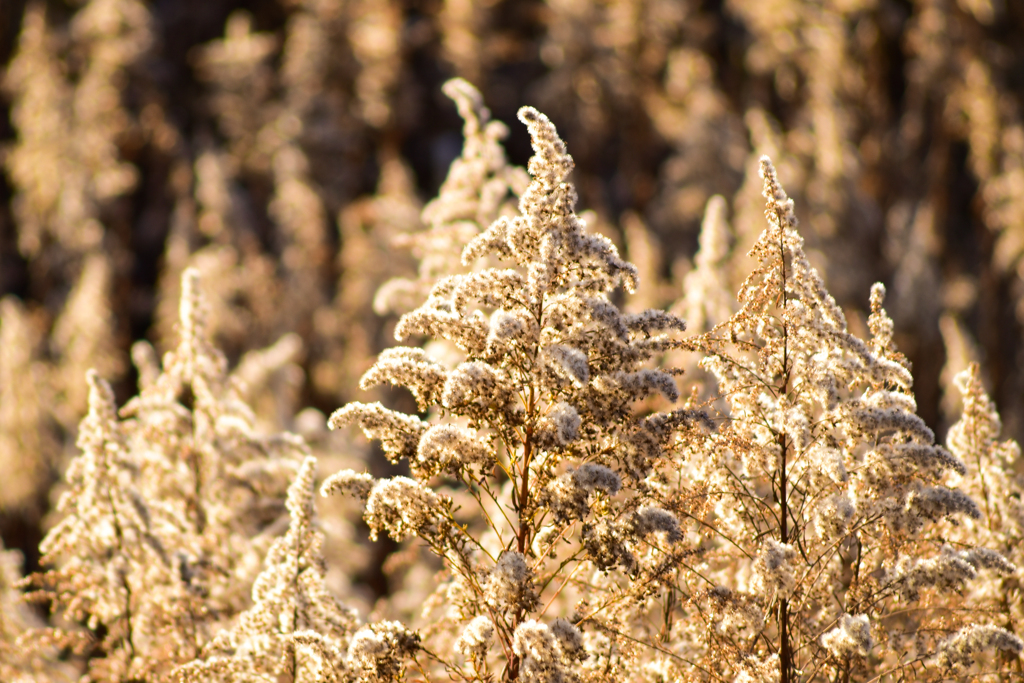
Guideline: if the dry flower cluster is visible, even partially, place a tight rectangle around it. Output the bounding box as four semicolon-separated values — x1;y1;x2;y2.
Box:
2;2;1024;682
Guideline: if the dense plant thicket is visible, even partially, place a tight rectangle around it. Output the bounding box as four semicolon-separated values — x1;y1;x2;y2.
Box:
2;76;1024;681
1;0;1024;525
2;1;1024;681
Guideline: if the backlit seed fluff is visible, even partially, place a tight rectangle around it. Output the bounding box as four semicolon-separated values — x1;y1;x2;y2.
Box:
535;402;581;448
815;494;855;540
512;619;575;683
753;539;797;600
320;469;376;500
821;614;873;658
484;551;538;613
544;463;622;522
454;615;494;659
487;309;529;346
633;506;683;544
348;621;420;680
363;477;447;543
934;624;1023;673
546;344;589;386
550;618;584;660
417;423;495;472
574;463;621;496
329;402;428;463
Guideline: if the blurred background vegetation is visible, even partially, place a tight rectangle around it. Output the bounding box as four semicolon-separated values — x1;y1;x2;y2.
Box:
1;0;1022;605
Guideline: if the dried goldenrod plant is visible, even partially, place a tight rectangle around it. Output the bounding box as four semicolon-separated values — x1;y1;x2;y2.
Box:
323;98;709;682
374;78;527;317
5;75;1024;683
19;269;306;683
940;363;1024;670
175;456;360;683
675;158;1021;681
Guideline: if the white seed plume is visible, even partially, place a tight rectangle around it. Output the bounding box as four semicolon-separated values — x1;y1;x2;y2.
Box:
821;614;873;658
319;469;375;500
535;402;581;449
753;539;797;600
935;624;1023;674
484;551;538;613
454;615;494;659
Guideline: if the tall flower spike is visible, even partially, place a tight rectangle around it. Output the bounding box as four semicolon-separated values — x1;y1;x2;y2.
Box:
176;456;358;683
21;271;310;682
938;363;1023;660
375;78;527;315
684;156;1000;681
325;84;705;682
175;267;229;399
25;370;177;681
683;194;735;335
